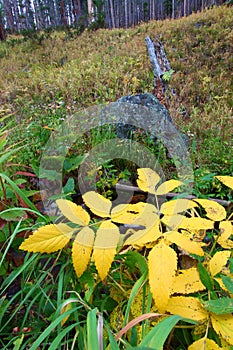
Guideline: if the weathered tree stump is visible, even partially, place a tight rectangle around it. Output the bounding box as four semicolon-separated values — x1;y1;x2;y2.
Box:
145;36;172;107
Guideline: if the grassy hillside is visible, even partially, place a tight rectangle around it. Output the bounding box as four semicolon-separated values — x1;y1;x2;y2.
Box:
0;5;232;178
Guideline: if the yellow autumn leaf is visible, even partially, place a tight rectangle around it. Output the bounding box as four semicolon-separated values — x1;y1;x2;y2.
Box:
171;268;205;295
60;302;73;326
148;240;177;313
217;221;233;249
155;179;184;196
162;215;214;231
221;338;232;349
136;168;161;194
72;227;95;277
215;176;233;190
114;202;158;228
56;199;90;225
111;202;150;225
82;191;112;217
188;337;222;350
211;313;233;345
124;217;161;247
164;231;205;256
160;199;198;216
166;296;208;321
93;221;120;280
193;199;226;221
19;223;71;253
209;251;231;277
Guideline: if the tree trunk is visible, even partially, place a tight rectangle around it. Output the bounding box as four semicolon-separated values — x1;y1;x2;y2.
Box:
172;0;175;19
125;0;128;28
184;0;187;16
60;0;68;26
73;0;81;22
0;12;6;41
87;0;93;24
109;0;115;28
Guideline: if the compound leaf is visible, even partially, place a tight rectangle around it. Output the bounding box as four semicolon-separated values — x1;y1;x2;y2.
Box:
72;227;95;277
209;251;231;277
83;191;112;218
56;199;90;225
148;240;177;313
136;168;161;194
211;313;233;345
93;221;120;280
166;296;208;321
19;223;71;253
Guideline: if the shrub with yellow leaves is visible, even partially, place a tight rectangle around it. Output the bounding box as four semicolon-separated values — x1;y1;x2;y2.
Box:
19;170;233;348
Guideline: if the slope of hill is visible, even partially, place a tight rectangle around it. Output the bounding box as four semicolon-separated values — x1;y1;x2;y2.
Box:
0;5;232;176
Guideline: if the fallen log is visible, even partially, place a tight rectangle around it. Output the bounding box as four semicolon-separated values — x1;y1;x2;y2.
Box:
115;183;232;208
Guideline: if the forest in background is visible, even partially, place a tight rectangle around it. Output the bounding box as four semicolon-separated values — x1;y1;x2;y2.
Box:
0;0;229;40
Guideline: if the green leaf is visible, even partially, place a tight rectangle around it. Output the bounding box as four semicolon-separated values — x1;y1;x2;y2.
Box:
63;177;75;193
107;327;120;350
203;297;233;315
0;209;26;221
63;155;87;172
39;168;61;180
87;308;99;350
123;272;148;327
140;315;183;349
0;146;22;165
125;250;148;275
222;276;233;294
198;262;214;291
13;334;24;350
0;172;38;212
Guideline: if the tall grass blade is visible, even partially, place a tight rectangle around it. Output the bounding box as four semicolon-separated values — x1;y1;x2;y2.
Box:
87;308;100;350
0;172;38;211
48;322;80;349
29;308;78;350
123;272;148;326
140;315;195;349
